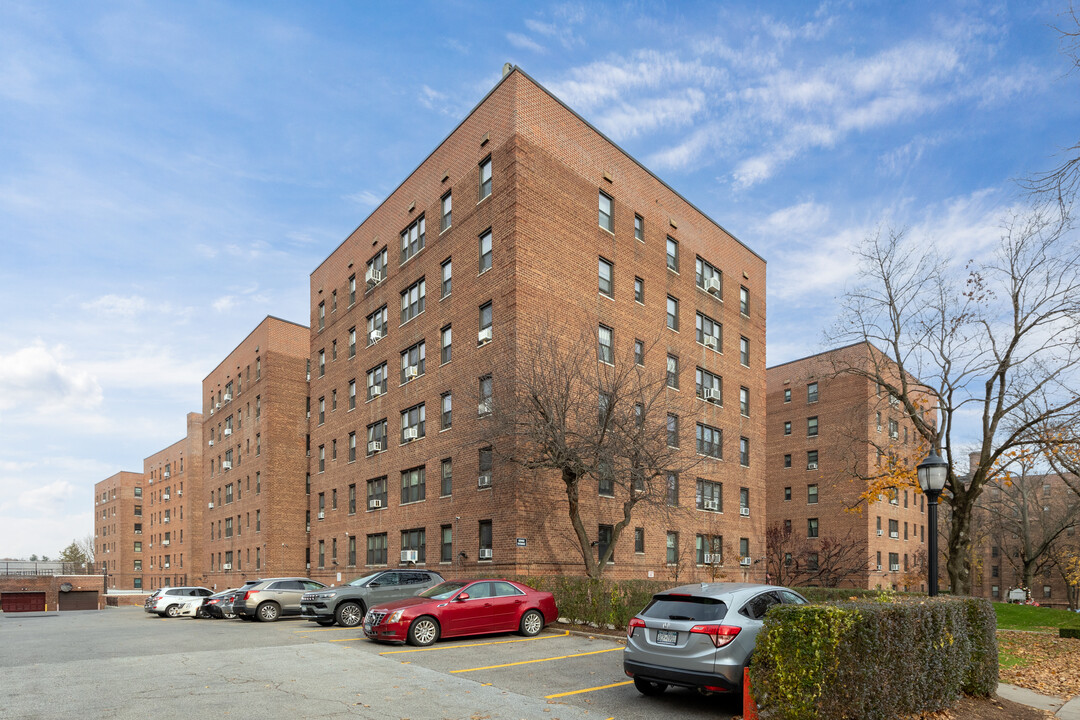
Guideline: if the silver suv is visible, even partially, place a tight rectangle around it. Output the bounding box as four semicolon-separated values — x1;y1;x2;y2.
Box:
300;569;443;627
233;577;326;622
144;586;213;617
623;583;807;696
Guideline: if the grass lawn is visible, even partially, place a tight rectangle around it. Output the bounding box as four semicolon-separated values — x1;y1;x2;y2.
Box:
994;602;1080;632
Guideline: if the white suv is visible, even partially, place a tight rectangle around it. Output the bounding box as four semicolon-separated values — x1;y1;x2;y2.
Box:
144;587;213;617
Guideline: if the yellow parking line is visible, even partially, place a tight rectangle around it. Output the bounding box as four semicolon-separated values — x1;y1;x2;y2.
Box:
328;636;367;642
545;681;634;699
379;630;569;655
450;647;622;673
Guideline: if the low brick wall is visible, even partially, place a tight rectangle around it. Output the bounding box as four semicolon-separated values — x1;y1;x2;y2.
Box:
106;594;149;607
0;574;106;610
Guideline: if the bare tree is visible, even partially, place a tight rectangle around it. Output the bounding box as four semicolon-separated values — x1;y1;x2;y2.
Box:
482;317;702;580
76;534;95;564
832;205;1080;595
765;523;870;588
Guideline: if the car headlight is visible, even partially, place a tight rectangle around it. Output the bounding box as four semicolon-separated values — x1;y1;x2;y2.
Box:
387;610;405;624
310;592;336;600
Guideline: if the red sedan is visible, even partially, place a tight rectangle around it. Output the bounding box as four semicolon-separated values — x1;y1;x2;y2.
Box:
362;578;558;646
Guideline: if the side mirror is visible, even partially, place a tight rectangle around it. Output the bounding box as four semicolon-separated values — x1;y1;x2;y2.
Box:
368;581;381;587
456;592;470;601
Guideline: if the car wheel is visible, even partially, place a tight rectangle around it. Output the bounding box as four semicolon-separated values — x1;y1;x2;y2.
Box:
335;602;365;628
256;602;281;622
315;618;336;626
165;605;180;618
407;616;440;647
519;609;544;637
633;678;668;696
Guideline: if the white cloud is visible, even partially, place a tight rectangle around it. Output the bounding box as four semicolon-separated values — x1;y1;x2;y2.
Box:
17;480;77;513
595;89;708;141
506;32;545;53
0;343;102;412
80;294;147;317
756;201;831;236
212;295;236;313
345;189;382;208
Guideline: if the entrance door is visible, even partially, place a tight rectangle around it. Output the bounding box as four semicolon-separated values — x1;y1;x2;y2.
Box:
58;591;98;611
1;592;46;612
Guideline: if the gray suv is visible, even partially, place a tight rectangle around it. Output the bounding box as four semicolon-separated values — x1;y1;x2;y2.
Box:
233;577;326;622
300;569;443;628
144;586;213;617
623;583;807;696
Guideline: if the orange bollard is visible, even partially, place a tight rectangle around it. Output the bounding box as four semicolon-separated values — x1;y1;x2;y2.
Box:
743;667;759;720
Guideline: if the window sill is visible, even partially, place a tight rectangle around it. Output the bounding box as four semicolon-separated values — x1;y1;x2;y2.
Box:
599;226;614;237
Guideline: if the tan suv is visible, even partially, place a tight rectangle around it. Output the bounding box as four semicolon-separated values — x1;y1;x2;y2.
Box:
233;577;326;622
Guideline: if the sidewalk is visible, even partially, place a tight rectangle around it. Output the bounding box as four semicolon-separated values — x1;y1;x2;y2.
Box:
999;683;1080;720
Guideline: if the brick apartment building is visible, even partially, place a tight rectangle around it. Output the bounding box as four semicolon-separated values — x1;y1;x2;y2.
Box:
766;343;935;590
141;412;203;590
94;470;144;590
200;316;310;590
304;66;767;583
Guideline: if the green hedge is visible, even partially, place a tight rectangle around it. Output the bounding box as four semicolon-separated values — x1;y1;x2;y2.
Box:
1062;627;1080;639
750;597;998;720
489;575;666;628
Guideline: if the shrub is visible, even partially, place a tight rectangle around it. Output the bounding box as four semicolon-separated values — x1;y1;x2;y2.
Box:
492;575;668;629
750;596;998;720
1061;627;1080;639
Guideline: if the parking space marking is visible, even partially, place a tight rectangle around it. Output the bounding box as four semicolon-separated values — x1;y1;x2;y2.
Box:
450;646;622;674
378;630;570;655
544;681;634;699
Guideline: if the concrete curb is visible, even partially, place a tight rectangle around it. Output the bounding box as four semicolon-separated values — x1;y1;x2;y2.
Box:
997;683;1080;718
1058;696;1080;720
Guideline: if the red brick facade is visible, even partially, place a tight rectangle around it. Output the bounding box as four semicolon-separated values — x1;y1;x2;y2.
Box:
94;471;143;590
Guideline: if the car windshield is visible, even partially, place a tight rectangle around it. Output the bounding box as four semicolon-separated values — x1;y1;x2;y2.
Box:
641;594;728;622
417;581;469;600
345;572;383;587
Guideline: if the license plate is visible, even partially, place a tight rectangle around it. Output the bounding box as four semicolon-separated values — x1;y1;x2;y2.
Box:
655;629;678;646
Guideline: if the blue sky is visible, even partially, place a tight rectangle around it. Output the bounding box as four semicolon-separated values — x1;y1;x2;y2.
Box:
1;1;1077;558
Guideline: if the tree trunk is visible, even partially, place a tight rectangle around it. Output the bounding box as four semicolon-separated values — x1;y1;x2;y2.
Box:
563;467;601;580
946;492;974;595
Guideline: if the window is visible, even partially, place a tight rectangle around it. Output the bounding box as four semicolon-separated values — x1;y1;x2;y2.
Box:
695;256;721;295
225;517;233;538
784;454;792;468
400;277;426;324
598;457;614;496
434;326;451;366
634;339;644;365
666;296;679;331
696;367;722;404
696;312;721;349
807;417;819;437
889;418;899;439
479;156;492;200
598;257;613;297
808;484;818;504
479;520;493;557
597;524;614;562
348;380;357;409
400;404;426;444
666;237;679;271
134;542;142;552
633;276;644;304
697;479;722;512
479;447;493;485
783;421;792;435
740;286;750;315
440;192;452;231
889;552;900;572
400;341;425;384
318;397;325;425
400;216;425;264
784;388;791;403
697;423;722;458
666;354;679;388
667;414;679;447
479;375;493;415
441;458;452;496
635;527;645;553
634;214;643;241
697;535;723;564
598;325;613;364
807;450;818;469
666;532;679;563
366;247;388;288
367;420;388;455
739;437;750;466
367;533;387;565
889;519;899;538
401;467;426;504
740;488;750;513
479;230;492;273
740;387;750;416
666;473;679;506
784;487;792;501
807;518;819;538
598;191;613;232
367;476;388;508
225;483;234;504
440;391;452;429
479;302;492;343
317;301;325;331
367;305;388;345
349;484;357;514
807;382;818;403
349;274;357;305
440;525;453;562
319;350;325;377
367;362;388;399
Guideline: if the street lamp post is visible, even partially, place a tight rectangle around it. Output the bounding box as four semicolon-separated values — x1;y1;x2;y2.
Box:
917;450;949;597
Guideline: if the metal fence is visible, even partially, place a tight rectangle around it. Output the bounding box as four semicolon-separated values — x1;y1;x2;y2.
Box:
0;561;104;576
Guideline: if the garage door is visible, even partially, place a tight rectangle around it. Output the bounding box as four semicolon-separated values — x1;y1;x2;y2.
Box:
58;591;98;611
1;592;46;613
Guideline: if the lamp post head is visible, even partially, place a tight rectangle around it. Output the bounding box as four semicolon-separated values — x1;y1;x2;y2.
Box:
917;450;948;495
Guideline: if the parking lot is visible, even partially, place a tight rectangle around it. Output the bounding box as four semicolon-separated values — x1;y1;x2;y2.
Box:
0;608;738;719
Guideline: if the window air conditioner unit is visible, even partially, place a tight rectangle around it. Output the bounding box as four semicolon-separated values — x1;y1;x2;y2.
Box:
317;511;325;520
404;365;419;381
163;494;170;501
369;499;382;509
163;516;170;524
740;507;750;517
400;550;418;563
208;502;214;509
479;548;493;560
807;462;818;470
740;557;752;566
705;277;721;295
208;439;214;447
135;530;142;535
478;473;492;488
306;562;311;569
877;564;882;571
704;553;721;564
890;564;900;572
478;327;492;345
223;393;232;402
164;563;170;569
370;385;382;398
890;531;899;539
703;335;718;350
403;427;418;441
704;388;721;402
222;461;232;470
368;440;382;453
877;529;884;536
224;427;232;436
163;471;170;479
369;329;384;344
478;400;492;415
162;539;169;546
210;407;214;416
365;267;383;286
223;563;232;570
703;500;719;511
178;491;182;497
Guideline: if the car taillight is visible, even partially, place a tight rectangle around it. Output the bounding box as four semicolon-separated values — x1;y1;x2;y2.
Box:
627;617;646;638
690;624;741;648
244;591;255;601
